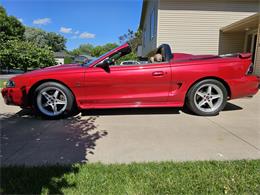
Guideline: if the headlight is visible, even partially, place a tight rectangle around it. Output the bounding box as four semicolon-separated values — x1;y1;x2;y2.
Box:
5;80;15;88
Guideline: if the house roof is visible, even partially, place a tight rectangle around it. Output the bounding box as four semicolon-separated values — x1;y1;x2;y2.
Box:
139;0;148;29
221;13;259;32
54;51;70;58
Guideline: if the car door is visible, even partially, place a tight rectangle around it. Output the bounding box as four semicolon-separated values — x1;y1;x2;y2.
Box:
81;63;172;108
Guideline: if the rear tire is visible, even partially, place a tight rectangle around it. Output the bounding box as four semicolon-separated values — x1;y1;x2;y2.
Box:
186;79;227;116
33;82;76;119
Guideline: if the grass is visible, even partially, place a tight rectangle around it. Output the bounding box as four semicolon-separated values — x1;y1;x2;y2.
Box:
1;160;260;194
0;79;6;88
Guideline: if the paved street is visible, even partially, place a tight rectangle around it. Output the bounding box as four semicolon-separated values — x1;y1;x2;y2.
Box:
0;93;260;165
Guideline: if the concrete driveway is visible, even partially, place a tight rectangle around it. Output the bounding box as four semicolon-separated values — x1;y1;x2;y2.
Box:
0;94;260;165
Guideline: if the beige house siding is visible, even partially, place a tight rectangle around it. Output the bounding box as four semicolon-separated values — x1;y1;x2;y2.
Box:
218;32;245;54
254;25;260;76
141;0;158;56
156;0;258;55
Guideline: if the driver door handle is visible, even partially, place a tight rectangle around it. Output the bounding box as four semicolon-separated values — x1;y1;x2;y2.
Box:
152;71;164;77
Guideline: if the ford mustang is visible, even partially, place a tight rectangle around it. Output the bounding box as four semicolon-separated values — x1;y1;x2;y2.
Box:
2;43;260;119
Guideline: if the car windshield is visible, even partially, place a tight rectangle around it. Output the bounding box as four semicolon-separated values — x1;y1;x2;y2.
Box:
76;56;86;61
83;50;114;67
83;44;131;67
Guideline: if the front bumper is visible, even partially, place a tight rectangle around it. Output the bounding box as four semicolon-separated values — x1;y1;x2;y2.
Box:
1;87;27;106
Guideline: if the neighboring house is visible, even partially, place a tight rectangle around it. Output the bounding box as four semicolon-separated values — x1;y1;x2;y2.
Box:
139;0;260;75
54;51;67;65
73;54;94;64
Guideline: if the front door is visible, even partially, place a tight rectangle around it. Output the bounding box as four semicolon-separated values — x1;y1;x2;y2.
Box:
82;63;171;108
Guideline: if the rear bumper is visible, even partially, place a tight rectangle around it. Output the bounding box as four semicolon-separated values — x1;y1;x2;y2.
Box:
1;87;27;107
230;75;260;99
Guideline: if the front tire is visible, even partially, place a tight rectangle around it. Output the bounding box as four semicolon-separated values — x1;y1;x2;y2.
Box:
33;82;76;119
186;79;227;116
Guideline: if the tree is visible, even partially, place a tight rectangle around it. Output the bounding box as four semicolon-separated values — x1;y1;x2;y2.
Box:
24;27;48;48
0;6;58;72
70;44;94;56
24;27;66;52
45;32;66;52
119;29;142;52
0;5;25;42
119;29;135;44
91;43;118;57
118;29;142;62
70;43;118;57
0;40;56;72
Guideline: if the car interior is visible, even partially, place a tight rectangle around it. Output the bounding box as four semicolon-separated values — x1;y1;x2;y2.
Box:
100;44;174;67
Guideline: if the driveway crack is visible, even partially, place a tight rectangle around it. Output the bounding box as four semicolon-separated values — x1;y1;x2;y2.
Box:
206;118;260;152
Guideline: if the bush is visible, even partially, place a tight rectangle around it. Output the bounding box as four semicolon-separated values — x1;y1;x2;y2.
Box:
64;57;73;64
0;40;56;72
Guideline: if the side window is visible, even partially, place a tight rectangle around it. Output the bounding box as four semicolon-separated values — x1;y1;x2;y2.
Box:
150;9;155;40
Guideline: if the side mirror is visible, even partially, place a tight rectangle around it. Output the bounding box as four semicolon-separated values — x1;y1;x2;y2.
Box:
96;59;111;68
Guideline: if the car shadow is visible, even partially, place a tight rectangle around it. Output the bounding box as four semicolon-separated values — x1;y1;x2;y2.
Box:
222;102;243;111
0;110;108;194
81;102;242;116
0;109;107;166
81;107;181;116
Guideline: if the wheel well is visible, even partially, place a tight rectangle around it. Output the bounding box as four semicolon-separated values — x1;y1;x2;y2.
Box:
186;77;231;99
27;79;76;106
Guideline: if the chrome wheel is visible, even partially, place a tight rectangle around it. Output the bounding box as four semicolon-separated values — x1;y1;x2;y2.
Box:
36;87;67;117
194;84;223;113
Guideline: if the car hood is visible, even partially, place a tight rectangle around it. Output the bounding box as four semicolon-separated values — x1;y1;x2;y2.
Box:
10;64;82;81
37;63;81;71
26;63;80;74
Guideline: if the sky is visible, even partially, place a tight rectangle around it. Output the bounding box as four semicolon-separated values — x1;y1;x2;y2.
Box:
0;0;143;50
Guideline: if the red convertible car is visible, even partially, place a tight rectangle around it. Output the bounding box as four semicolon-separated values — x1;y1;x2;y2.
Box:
2;43;260;119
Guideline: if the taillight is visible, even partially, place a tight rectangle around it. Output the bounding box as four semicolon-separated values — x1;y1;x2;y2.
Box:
246;63;254;75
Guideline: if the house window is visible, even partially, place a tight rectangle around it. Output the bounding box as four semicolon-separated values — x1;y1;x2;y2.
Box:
150;9;155;40
143;27;146;48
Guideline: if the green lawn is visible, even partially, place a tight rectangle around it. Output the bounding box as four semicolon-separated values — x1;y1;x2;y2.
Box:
0;79;6;88
1;160;260;194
